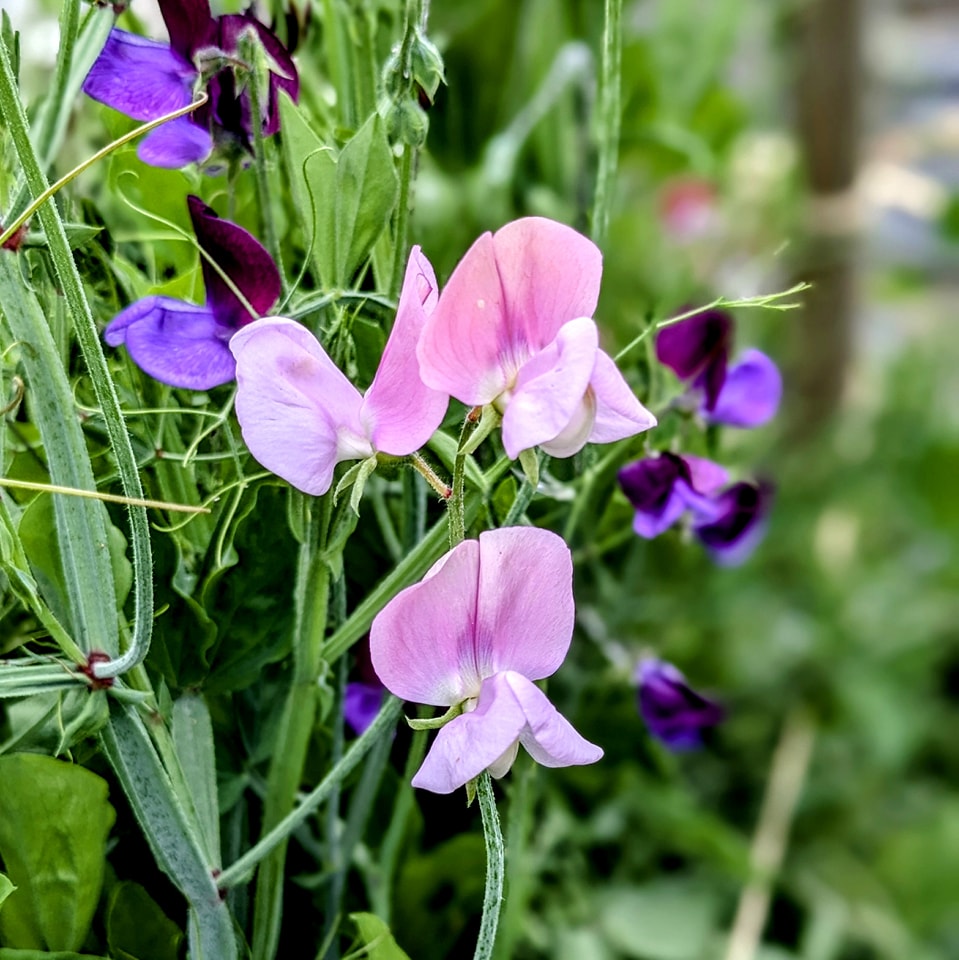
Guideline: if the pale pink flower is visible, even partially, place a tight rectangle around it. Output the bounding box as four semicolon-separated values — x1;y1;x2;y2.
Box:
416;217;656;459
370;527;602;794
231;247;448;495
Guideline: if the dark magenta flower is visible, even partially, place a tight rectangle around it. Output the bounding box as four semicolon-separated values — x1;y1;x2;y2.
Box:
693;480;773;567
656;310;781;428
618;453;728;538
104;195;280;389
83;0;298;168
637;659;724;750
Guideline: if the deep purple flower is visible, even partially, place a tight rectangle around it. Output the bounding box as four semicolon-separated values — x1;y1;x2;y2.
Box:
656;310;781;428
83;0;299;168
637;659;724;750
104;195;280;389
344;682;385;736
693;480;773;567
618;453;728;538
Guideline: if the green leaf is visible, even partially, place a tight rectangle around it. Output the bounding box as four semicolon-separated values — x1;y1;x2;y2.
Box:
0;951;108;959
0;754;115;952
0;875;14;913
172;694;220;869
350;913;412;960
105;881;183;960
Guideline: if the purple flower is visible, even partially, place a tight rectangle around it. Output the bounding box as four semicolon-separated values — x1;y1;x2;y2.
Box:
417;218;656;459
637;659;724;750
104;195;280;389
693;480;773;567
370;528;602;794
618;453;728;538
344;682;385;737
231;247;449;496
83;0;298;168
656;310;781;428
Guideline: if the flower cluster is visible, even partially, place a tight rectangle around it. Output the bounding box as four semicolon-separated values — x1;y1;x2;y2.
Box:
618;308;779;566
83;0;299;169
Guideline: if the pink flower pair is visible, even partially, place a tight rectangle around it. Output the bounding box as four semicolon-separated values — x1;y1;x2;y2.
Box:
231;217;655;495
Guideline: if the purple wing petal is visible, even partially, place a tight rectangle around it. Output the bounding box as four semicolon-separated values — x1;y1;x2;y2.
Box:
187;196;280;328
637;658;724;750
159;0;215;59
475;528;575;681
104;295;235;389
706;349;782;428
137;116;212;168
370;538;485;706
362;246;449;455
231;317;369;495
587;349;657;445
693;481;773;566
655;310;732;402
501;317;598;460
83;29;195;121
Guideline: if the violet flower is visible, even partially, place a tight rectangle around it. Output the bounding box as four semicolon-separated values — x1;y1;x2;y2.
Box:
417;217;656;459
231;248;449;496
370;527;602;794
618;453;728;538
637;659;725;750
104;195;280;389
344;682;385;737
83;0;298;168
693;480;773;567
656;309;781;428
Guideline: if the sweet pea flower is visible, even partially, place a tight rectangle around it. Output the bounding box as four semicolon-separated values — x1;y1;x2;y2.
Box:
83;0;298;168
231;247;449;496
656;309;781;428
104;195;279;389
344;682;386;736
618;453;729;538
370;527;602;794
693;480;773;567
417;217;656;459
637;658;725;750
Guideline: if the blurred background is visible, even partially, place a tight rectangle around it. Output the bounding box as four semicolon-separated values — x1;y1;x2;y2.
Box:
4;0;959;957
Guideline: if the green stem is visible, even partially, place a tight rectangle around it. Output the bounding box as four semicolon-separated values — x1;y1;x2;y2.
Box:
591;0;622;248
251;495;332;960
217;697;403;890
473;772;505;960
390;144;415;298
449;413;479;548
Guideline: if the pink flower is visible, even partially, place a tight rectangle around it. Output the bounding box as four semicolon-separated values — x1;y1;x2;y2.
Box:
230;247;449;495
416;218;656;459
370;527;602;794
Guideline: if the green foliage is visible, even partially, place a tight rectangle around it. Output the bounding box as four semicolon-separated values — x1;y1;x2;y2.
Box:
0;754;114;951
104;882;183;960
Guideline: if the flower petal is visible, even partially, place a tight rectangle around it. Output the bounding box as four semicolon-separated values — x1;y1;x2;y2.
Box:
343;682;385;737
159;0;216;59
475;527;575;681
637;659;724;750
187;195;280;328
587;349;657;444
361;247;449;454
104;295;235;389
706;349;782;428
693;481;773;566
231;317;368;495
83;29;195;121
418;217;603;405
411;671;602;794
370;538;485;706
656;309;731;407
138;117;213;168
682;455;729;496
500;317;598;460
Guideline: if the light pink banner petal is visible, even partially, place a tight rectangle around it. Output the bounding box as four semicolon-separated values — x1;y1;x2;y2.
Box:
587;349;657;444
